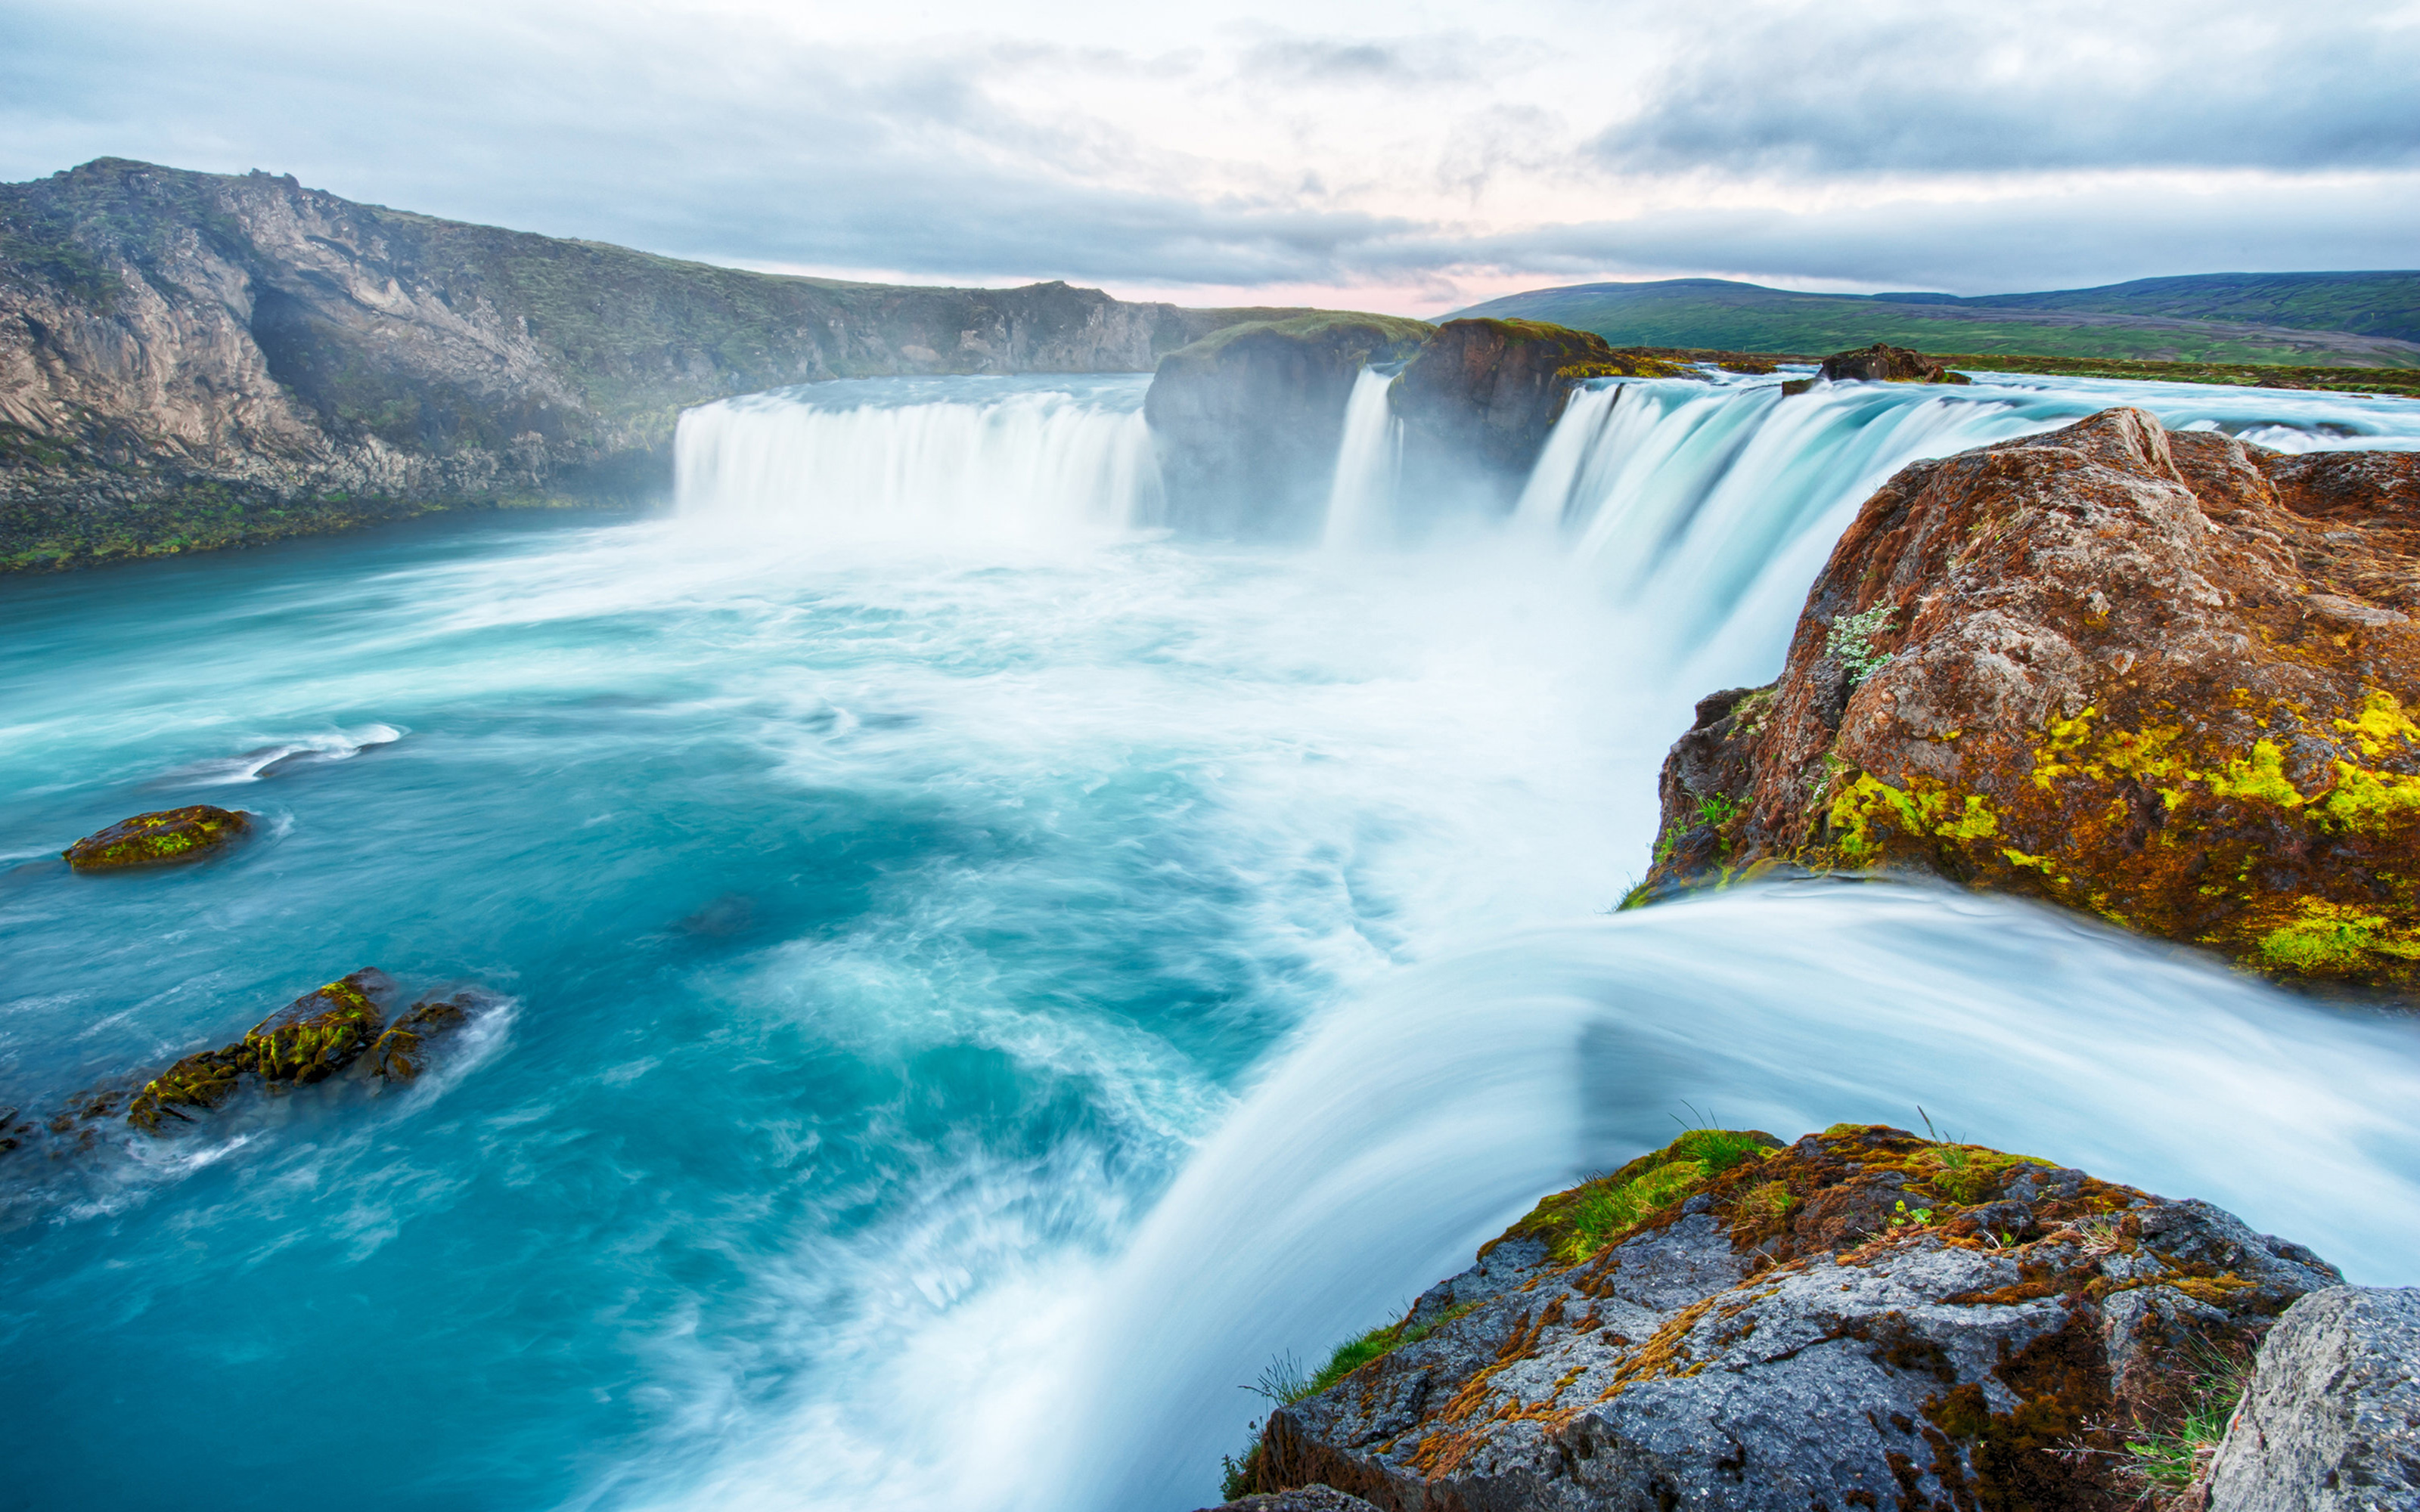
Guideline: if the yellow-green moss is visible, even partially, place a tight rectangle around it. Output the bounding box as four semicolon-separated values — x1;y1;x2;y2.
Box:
2257;900;2420;974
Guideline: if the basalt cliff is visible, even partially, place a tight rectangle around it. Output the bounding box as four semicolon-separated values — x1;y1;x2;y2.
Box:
1636;407;2420;999
0;157;1298;569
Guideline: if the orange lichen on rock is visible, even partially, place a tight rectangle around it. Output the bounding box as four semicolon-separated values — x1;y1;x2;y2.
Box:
1637;408;2420;996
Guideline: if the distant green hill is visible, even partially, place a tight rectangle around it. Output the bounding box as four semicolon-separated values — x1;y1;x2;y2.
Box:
1454;274;2420;368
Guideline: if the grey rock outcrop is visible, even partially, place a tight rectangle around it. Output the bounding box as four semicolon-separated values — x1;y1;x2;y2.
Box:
2209;1286;2420;1511
1143;314;1432;541
1389;320;1688;514
0;157;1295;569
1233;1123;2343;1511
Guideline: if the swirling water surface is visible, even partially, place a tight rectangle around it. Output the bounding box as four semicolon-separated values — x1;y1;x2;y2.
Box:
2;370;2416;1512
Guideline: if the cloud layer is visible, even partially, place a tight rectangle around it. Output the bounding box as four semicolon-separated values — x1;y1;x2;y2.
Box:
2;0;2414;311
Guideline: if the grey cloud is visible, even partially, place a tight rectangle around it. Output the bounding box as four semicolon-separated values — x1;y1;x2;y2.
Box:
1594;2;2420;175
3;0;2415;305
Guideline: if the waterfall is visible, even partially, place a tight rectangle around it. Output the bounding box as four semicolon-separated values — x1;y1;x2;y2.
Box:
1320;367;1401;550
675;374;1162;542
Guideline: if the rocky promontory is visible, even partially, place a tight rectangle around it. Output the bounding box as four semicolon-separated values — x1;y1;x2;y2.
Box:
1636;407;2420;996
0;158;1315;570
1144;313;1434;539
1140;314;1691;538
1221;1123;2357;1511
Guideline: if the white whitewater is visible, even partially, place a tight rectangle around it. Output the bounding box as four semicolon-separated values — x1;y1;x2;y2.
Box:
675;375;1162;543
1320;366;1401;550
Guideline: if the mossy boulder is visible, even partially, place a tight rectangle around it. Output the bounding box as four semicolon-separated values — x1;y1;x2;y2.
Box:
237;968;396;1085
126;968;412;1132
1234;1124;2340;1510
1637;409;2420;999
62;804;250;871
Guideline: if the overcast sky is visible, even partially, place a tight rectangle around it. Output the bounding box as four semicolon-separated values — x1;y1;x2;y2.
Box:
4;0;2415;313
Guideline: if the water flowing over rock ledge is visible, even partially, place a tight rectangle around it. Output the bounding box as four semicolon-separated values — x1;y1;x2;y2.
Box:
1211;1123;2397;1512
1634;407;2420;999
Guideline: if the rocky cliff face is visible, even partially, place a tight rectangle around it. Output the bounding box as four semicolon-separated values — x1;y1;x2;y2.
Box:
1140;314;1689;540
1635;407;2420;998
1224;1123;2341;1512
1143;313;1434;540
0;157;1277;569
1392;320;1686;511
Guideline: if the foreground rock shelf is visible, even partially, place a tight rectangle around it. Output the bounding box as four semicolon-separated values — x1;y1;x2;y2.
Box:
1212;1124;2403;1512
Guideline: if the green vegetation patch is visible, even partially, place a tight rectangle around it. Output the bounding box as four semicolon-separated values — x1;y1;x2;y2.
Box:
1493;1126;1782;1263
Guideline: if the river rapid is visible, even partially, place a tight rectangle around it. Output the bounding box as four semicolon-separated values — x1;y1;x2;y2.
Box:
3;367;2418;1511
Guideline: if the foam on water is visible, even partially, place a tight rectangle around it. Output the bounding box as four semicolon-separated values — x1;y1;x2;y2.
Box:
2;366;2417;1512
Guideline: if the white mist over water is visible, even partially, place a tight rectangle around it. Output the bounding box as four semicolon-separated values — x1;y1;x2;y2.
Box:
634;367;2420;1512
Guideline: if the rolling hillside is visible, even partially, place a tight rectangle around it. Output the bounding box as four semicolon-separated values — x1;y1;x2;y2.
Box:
1455;275;2420;367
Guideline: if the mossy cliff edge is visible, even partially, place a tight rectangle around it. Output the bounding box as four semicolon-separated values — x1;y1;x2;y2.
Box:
1220;1123;2344;1512
0;157;1320;571
1634;408;2420;999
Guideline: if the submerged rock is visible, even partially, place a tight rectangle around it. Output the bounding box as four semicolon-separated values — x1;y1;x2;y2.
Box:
1634;407;2420;996
1230;1124;2341;1511
2207;1285;2420;1511
364;993;476;1082
61;804;250;871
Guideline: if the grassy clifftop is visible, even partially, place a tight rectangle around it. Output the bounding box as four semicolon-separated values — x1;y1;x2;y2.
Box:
1458;277;2420;368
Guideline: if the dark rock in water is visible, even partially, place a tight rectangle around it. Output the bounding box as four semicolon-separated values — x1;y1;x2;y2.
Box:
1816;341;1973;385
127;968;400;1131
62;804;250;871
365;993;476;1083
2208;1285;2420;1511
1144;314;1434;541
1632;407;2420;996
238;968;396;1085
1229;1123;2341;1511
1392;319;1689;512
124;1049;249;1132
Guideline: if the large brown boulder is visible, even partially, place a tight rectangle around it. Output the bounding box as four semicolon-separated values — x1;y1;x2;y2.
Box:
1634;408;2420;996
